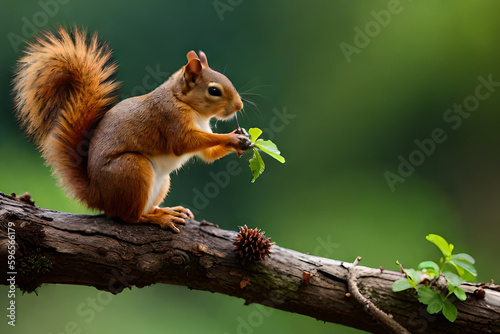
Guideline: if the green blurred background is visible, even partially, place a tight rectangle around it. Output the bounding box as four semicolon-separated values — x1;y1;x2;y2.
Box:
1;1;500;333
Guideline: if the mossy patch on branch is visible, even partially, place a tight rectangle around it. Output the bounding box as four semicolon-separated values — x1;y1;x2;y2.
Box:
18;256;53;293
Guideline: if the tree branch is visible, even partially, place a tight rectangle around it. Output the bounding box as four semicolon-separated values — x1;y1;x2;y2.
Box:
1;192;499;333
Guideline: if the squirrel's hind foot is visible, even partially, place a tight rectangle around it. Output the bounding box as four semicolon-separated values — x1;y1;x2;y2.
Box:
139;206;194;233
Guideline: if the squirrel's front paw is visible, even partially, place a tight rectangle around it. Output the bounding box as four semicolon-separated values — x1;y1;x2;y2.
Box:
230;130;252;157
238;135;252;151
234;127;249;137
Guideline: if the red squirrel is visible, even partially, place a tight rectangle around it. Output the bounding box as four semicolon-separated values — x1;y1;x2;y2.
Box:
12;27;252;232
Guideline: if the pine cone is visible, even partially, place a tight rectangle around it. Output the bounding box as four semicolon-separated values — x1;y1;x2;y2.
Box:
233;225;275;263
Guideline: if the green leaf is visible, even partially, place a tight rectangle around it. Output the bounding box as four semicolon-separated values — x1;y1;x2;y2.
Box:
392;279;414;292
443;271;465;287
418;261;440;277
254;139;285;163
249;148;265;183
427;299;444;314
450;259;478;278
248;128;262;143
404;268;421;286
443;261;461;275
418;287;445;316
246;127;286;183
460;270;477;282
447;283;456;295
426;234;452;258
453;287;467;301
451;253;475;265
417;286;440;305
442;301;458;322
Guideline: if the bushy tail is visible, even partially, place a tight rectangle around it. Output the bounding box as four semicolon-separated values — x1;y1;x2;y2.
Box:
12;27;120;201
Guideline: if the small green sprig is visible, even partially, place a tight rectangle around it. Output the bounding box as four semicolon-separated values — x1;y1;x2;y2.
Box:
393;234;477;322
247;128;285;183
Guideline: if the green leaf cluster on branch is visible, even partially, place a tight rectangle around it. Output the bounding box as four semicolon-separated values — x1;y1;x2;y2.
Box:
393;234;477;322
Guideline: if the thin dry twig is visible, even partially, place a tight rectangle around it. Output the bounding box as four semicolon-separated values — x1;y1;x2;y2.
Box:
346;256;411;334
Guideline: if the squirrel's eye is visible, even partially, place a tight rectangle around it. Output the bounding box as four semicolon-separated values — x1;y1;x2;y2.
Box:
208;86;222;97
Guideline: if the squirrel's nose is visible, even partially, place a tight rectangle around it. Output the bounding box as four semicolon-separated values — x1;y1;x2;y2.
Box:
235;96;243;111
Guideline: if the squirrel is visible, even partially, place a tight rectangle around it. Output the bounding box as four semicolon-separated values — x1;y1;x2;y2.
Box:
12;27;252;233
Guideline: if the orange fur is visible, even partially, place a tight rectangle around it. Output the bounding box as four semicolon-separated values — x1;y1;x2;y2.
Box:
13;27;250;233
12;27;120;201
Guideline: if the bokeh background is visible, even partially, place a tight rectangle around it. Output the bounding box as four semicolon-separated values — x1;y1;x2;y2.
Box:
1;1;500;333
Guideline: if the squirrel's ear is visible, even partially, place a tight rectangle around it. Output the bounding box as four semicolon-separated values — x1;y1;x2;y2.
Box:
186;50;199;62
184;57;202;85
199;51;209;68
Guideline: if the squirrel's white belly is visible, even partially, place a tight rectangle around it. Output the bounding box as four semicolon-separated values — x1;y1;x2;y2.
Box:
144;153;194;213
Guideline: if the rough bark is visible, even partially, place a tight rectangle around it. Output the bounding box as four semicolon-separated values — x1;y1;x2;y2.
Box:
0;192;499;333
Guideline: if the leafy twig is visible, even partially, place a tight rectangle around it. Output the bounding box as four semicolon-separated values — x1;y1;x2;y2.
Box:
247;127;285;182
393;234;477;322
